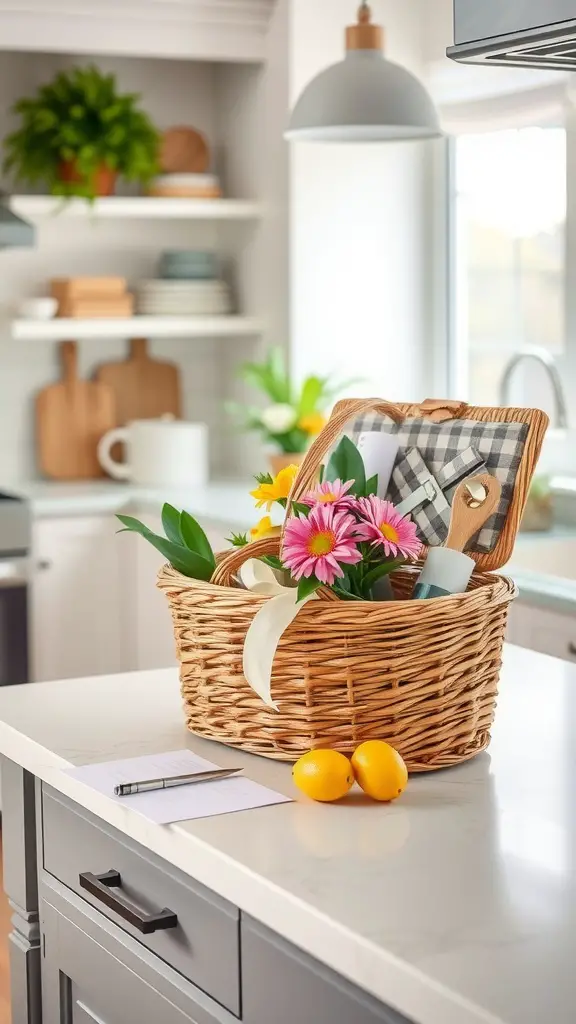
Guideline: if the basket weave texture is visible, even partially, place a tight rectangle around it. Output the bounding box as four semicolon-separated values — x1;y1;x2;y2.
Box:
157;397;545;771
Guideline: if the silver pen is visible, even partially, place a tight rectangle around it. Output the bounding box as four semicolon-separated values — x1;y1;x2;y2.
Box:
114;767;242;797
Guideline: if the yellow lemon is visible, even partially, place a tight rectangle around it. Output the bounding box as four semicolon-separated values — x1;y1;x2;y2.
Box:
351;741;408;802
292;749;354;803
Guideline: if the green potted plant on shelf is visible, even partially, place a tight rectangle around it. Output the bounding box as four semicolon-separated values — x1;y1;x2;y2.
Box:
3;64;160;200
227;348;355;474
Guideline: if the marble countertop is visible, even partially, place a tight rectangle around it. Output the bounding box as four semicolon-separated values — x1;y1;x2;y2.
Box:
0;644;574;1024
4;478;257;529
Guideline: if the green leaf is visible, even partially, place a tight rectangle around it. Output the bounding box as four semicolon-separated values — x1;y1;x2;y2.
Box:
365;474;379;495
161;503;182;544
297;576;323;602
325;435;366;496
262;554;283;570
291;501;311;517
362;558;405;593
332;584;363;601
240;348;291;404
297;376;323;417
179;511;215;568
268;347;291;403
116;515;213;580
228;532;249;548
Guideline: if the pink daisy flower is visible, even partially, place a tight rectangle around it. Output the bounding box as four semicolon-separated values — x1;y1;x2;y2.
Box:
354;496;421;559
301;478;355;510
282;503;362;585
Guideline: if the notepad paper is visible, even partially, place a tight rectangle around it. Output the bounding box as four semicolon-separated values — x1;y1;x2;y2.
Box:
63;749;291;824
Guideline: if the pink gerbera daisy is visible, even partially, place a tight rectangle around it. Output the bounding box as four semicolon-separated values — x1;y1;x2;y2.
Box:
301;478;355;510
282;503;362;585
354;496;421;559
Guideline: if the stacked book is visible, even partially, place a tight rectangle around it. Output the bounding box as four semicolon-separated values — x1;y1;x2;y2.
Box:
51;277;134;318
136;250;232;316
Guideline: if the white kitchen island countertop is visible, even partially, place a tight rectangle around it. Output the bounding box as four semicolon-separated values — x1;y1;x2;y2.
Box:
0;645;574;1024
5;477;257;527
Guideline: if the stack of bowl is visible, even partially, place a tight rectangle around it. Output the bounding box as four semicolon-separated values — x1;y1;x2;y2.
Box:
136;250;233;317
159;251;218;280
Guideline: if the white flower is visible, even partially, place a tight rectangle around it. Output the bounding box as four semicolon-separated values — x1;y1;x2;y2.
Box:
260;403;297;435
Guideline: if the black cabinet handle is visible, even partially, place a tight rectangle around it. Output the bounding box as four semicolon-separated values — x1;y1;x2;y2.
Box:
79;870;178;934
568;643;576;658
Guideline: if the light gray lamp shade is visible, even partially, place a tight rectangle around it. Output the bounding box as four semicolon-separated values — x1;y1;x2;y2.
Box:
285;51;441;142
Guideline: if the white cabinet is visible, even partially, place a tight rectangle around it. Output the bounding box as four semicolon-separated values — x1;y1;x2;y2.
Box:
32;516;129;682
507;602;576;661
130;511;231;672
32;511;236;681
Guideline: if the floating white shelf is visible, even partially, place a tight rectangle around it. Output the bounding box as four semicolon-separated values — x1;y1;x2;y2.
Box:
8;195;263;221
11;315;263;341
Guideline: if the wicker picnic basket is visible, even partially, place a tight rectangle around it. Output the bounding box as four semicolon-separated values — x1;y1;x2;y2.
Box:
157;397;548;771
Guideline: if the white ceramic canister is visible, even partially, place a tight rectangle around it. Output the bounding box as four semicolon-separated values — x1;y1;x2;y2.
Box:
412;546;475;600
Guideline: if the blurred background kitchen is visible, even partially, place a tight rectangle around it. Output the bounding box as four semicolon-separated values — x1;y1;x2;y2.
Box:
0;0;574;696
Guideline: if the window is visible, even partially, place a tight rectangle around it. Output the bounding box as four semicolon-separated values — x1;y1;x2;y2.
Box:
453;125;566;408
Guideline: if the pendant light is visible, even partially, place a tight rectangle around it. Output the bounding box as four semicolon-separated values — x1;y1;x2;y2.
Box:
285;2;441;143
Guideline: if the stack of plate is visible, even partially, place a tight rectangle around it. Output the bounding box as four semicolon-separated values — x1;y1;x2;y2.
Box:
147;173;222;198
136;279;232;316
159;250;218;280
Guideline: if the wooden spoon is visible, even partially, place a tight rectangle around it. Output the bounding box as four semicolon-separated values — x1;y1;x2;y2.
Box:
445;473;502;552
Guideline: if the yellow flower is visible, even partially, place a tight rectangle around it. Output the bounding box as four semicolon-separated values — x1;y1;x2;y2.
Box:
250;464;299;510
298;412;327;436
250;516;282;542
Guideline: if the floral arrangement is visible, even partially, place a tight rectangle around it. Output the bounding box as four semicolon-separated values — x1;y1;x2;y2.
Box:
227;347;354;455
116;437;421;603
238;437;421;601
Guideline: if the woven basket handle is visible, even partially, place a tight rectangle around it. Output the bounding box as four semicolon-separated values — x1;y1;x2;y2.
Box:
212;536;279;587
284;397;405;519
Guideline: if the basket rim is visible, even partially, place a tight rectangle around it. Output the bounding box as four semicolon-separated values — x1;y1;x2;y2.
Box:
157;560;518;611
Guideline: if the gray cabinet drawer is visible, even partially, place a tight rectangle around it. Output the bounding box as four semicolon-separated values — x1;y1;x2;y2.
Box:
242;918;412;1024
41;875;236;1024
41;786;240;1016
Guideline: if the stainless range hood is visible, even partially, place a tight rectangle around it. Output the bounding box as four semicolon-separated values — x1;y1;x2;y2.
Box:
448;0;576;70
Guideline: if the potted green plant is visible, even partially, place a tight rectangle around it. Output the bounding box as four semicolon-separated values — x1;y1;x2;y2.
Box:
3;65;160;200
228;348;355;474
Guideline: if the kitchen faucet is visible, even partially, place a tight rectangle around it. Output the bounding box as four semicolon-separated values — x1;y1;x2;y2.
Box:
498;346;569;429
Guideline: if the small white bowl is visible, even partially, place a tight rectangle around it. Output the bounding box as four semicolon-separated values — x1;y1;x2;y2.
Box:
18;297;58;320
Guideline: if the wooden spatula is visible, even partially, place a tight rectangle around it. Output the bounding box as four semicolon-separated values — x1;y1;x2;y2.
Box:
36;341;116;479
445;473;502;552
94;338;182;425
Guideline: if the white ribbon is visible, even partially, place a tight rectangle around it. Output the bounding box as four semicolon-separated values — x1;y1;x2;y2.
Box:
240;558;317;710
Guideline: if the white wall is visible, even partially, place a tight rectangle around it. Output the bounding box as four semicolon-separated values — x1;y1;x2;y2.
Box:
289;0;432;403
216;0;291;476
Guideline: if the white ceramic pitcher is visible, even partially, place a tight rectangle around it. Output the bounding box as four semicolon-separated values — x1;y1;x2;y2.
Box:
97;418;208;487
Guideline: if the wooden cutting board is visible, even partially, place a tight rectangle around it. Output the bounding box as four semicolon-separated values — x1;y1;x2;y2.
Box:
95;338;182;424
36;341;116;480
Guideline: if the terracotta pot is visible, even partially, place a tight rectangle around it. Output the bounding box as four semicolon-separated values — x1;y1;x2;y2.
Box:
58;160;117;196
268;452;305;476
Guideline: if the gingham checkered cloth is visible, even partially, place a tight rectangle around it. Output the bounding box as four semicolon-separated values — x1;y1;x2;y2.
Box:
352;415;529;552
